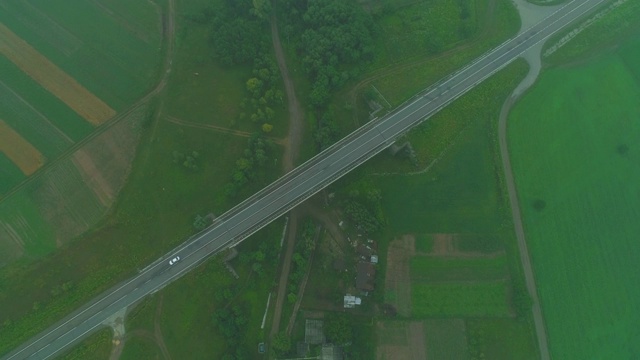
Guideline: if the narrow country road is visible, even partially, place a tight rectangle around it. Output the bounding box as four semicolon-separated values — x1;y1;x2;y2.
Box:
271;2;305;173
499;83;550;360
268;0;307;342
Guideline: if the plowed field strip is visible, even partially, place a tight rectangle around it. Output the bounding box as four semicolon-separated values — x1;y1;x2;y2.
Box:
0;22;116;125
0;119;44;175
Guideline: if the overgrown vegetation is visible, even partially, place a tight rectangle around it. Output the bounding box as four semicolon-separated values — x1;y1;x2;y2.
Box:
224;133;276;199
277;0;376;149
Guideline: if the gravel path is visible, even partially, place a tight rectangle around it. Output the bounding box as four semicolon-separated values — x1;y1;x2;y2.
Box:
498;2;565;360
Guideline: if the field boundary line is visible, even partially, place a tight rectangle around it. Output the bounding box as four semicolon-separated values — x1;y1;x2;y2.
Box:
0;0;177;205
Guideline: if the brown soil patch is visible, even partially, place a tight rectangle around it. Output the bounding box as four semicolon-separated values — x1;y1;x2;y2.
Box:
432;233;455;255
165;115;285;145
71;150;114;207
376;321;426;360
0;119;44;175
0;22;116;125
384;235;415;316
34;105;146;246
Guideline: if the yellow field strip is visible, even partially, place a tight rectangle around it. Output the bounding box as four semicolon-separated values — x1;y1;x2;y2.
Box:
0;22;116;125
0;119;44;175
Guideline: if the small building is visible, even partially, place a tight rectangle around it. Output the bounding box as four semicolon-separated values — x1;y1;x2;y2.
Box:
296;342;310;357
356;262;376;292
356;244;374;258
321;344;343;360
305;319;326;345
370;255;378;264
343;295;362;308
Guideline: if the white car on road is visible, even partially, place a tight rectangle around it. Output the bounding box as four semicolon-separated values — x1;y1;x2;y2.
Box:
169;256;180;265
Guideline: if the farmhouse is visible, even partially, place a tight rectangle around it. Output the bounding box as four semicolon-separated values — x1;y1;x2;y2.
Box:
356;262;376;292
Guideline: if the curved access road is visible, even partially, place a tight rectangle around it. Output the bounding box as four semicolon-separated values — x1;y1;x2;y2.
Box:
1;0;607;358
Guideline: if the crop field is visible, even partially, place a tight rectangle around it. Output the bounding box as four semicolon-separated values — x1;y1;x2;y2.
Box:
374;61;537;358
0;0;163;194
411;281;510;317
0;22;116;124
424;319;469;360
508;34;640;359
0;153;25;195
0;119;43;176
410;255;508;282
0;0;163;110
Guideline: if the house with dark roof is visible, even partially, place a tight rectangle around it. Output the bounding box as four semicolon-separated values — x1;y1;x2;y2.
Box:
356;262;376;292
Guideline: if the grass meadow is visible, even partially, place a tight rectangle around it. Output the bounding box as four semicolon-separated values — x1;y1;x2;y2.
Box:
508;34;640;359
119;337;163;360
0;0;163;110
59;328;113;360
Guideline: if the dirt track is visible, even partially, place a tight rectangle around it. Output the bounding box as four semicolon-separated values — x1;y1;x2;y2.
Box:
268;0;307;342
271;3;305;173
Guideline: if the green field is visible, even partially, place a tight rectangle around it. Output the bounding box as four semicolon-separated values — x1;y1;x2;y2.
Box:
412;281;510;317
374;60;529;234
0;153;24;195
467;318;538;360
410;256;507;282
120;337;162;360
508;34;640;359
0;0;163;110
424;319;469;360
0;55;92;143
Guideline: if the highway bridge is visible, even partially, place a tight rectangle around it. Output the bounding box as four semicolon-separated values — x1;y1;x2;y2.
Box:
1;0;607;358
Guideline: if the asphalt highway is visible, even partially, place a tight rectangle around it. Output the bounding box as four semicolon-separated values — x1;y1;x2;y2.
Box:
2;0;607;358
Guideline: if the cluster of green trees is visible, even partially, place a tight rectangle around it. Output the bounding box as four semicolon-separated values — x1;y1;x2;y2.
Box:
325;314;353;345
237;56;284;132
172;150;200;171
212;305;249;360
209;0;269;66
193;214;210;230
224;134;274;198
286;221;316;304
281;0;376;107
278;0;376;150
49;281;74;297
340;179;385;234
238;234;280;278
208;0;283;133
